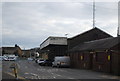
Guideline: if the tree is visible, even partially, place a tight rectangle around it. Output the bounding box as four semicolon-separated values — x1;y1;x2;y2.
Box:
15;44;18;47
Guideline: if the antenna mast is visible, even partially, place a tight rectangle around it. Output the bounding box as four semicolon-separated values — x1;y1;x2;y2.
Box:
93;0;95;28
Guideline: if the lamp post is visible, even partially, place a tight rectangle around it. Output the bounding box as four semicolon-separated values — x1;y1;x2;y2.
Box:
65;34;69;56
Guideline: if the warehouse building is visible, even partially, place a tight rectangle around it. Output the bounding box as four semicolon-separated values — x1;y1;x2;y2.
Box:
69;36;120;75
39;36;67;61
67;27;120;75
67;27;112;69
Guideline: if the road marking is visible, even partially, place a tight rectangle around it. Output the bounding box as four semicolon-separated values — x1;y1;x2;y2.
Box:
24;72;29;75
53;76;56;78
24;72;38;76
30;73;38;76
5;72;30;81
6;72;24;79
56;74;61;76
51;72;75;79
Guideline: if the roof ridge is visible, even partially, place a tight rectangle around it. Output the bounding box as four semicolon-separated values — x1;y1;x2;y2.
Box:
68;27;112;39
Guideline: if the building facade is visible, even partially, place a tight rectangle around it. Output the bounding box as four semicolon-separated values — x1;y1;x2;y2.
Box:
69;37;120;75
39;36;67;61
2;45;22;56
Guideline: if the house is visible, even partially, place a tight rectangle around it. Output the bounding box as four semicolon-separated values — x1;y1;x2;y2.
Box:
39;36;67;61
69;37;120;75
22;50;31;58
2;45;22;56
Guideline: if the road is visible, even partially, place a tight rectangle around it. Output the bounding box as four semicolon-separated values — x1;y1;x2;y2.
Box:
2;59;120;80
0;61;2;80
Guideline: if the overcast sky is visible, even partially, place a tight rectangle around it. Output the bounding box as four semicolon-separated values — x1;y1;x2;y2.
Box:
1;1;118;49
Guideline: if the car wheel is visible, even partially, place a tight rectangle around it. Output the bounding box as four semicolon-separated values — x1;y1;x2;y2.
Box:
57;64;60;68
52;65;54;68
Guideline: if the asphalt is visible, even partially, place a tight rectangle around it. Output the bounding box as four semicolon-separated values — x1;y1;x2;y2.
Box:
2;72;15;79
2;60;120;80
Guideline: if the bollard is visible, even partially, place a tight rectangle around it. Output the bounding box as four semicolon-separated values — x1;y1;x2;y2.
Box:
10;63;18;79
13;67;18;79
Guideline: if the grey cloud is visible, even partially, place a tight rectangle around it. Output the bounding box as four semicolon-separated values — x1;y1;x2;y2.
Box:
2;2;118;49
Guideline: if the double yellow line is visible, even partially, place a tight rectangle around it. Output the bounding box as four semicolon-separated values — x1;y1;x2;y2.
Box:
5;72;30;81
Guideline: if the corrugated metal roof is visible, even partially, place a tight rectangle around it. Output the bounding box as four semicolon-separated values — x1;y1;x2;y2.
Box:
69;37;120;52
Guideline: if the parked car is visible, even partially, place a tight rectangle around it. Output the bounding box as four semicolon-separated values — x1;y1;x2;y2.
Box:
3;55;18;61
40;59;52;66
38;59;45;65
35;58;43;63
27;58;33;61
52;56;70;68
3;56;8;61
7;56;17;61
0;56;3;61
35;59;38;63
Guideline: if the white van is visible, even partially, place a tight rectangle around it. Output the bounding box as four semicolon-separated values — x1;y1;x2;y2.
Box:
52;56;70;68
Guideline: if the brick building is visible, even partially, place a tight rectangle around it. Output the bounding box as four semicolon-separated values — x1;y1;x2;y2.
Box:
2;45;22;56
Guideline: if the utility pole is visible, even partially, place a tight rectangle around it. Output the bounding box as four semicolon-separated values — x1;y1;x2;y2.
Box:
93;0;96;28
65;33;69;56
117;27;120;36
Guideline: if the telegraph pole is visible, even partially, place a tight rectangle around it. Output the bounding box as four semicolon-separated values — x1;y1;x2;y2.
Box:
117;27;120;36
93;0;96;28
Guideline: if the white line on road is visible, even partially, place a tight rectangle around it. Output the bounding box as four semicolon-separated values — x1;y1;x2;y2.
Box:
24;72;29;75
56;74;61;76
53;76;56;78
24;72;41;79
30;73;38;76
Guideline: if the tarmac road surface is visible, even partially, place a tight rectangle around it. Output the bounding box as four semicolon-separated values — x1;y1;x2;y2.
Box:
2;59;120;80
